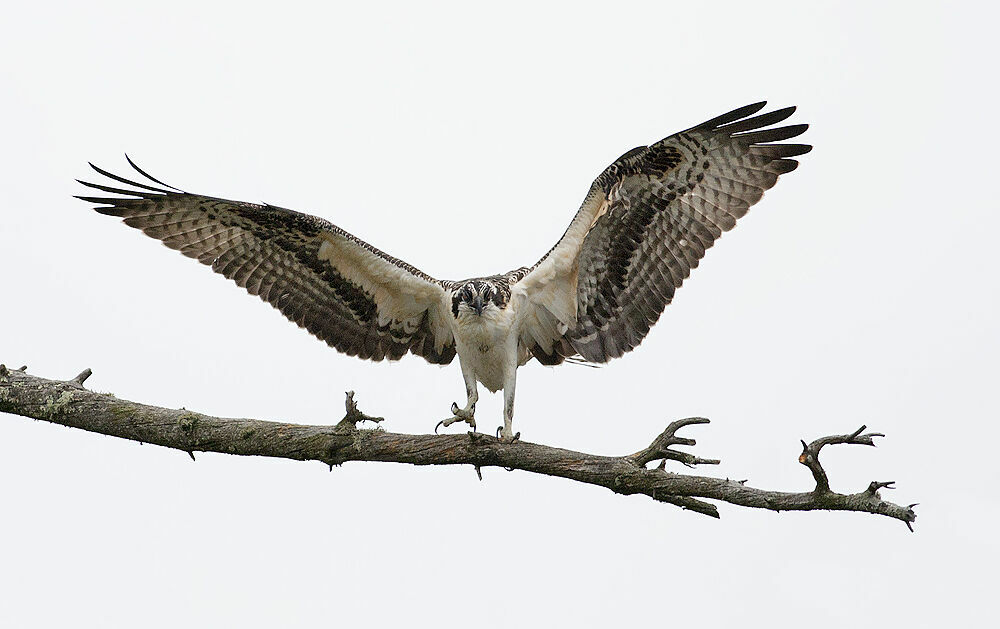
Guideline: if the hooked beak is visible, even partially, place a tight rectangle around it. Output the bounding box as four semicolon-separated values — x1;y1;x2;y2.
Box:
473;295;484;316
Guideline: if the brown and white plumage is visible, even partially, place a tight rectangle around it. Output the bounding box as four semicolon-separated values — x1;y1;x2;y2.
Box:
78;102;810;440
78;158;458;365
513;101;810;366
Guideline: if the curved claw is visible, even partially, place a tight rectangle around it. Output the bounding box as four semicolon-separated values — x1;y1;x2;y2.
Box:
437;403;476;435
495;427;521;443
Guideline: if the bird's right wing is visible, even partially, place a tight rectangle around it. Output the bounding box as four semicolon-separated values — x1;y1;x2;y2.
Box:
78;159;458;364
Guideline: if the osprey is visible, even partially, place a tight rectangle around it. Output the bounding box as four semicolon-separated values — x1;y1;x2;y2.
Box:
78;102;809;441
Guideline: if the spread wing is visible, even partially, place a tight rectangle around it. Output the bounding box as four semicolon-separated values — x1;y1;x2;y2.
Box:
77;159;457;364
513;102;811;364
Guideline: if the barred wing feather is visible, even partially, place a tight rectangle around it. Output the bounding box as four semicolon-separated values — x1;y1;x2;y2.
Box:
77;160;457;364
514;102;811;364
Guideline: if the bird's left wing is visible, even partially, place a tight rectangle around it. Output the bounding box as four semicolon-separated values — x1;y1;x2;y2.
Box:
77;159;457;364
512;102;810;364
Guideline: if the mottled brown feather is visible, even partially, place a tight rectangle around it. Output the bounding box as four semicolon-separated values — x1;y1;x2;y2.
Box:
516;103;810;364
77;164;456;364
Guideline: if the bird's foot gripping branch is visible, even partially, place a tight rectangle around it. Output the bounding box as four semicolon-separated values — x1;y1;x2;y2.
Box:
0;364;915;529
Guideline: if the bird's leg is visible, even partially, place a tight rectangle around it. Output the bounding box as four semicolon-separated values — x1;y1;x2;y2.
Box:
496;363;519;443
435;358;478;433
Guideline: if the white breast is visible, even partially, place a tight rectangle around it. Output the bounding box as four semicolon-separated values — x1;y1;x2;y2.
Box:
452;304;519;393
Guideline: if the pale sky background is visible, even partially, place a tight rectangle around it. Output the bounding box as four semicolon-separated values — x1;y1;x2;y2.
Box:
1;2;996;627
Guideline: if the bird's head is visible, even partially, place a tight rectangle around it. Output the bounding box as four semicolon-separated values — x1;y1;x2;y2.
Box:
452;279;508;318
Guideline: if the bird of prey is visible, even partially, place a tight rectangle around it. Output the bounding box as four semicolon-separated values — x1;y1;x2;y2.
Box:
78;102;810;441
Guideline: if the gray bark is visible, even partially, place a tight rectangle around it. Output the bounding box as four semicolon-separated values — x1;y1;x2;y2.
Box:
0;363;916;527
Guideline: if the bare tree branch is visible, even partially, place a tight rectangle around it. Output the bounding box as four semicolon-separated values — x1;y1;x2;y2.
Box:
0;363;916;528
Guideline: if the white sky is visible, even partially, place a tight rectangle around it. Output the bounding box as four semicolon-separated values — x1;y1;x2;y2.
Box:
1;1;996;626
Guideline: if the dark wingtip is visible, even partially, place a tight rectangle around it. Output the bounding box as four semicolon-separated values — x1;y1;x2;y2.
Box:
74;195;112;203
736;123;810;144
763;106;798;125
125;153;183;191
690;102;769;132
76;178;151;197
74;195;126;215
79;159;175;195
771;159;800;174
723;109;807;136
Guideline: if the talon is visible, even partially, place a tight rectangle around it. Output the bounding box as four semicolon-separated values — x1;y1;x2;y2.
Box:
451;402;460;415
494;427;519;443
435;420;445;435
